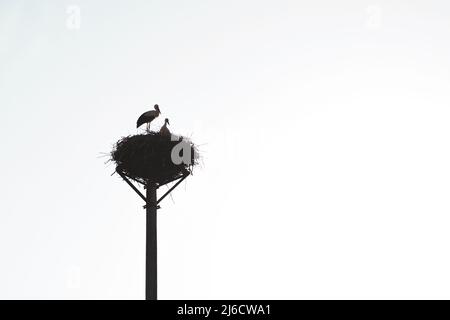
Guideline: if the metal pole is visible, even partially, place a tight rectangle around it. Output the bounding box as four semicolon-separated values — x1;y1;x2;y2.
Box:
146;181;157;300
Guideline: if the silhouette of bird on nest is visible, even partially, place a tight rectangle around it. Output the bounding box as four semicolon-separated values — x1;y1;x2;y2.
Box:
159;118;171;137
137;104;161;132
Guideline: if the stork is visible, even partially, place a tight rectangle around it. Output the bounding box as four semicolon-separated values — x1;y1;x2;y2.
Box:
137;104;161;132
159;118;171;137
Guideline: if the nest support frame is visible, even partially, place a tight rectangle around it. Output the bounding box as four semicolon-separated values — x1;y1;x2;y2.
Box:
116;167;190;209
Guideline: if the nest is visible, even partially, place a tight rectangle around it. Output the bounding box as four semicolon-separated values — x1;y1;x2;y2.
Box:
111;132;198;186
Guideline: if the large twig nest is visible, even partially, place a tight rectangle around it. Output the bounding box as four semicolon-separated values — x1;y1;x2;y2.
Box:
111;132;198;186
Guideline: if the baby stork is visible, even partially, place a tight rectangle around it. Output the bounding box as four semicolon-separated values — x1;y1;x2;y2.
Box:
137;104;161;132
159;118;171;137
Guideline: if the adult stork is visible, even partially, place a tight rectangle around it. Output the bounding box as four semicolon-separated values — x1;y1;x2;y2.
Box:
137;104;161;131
159;118;171;137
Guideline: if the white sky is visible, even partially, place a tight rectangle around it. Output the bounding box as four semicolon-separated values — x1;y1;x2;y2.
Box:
1;0;450;299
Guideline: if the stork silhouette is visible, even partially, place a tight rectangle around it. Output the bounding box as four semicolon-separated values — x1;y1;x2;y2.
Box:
137;104;161;132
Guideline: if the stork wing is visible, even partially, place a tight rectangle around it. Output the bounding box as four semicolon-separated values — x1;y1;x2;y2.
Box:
136;111;157;128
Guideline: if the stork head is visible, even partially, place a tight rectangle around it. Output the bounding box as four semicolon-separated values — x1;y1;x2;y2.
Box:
154;104;161;114
165;118;170;125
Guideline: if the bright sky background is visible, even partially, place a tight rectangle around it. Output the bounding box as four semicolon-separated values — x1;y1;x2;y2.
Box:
1;0;450;299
